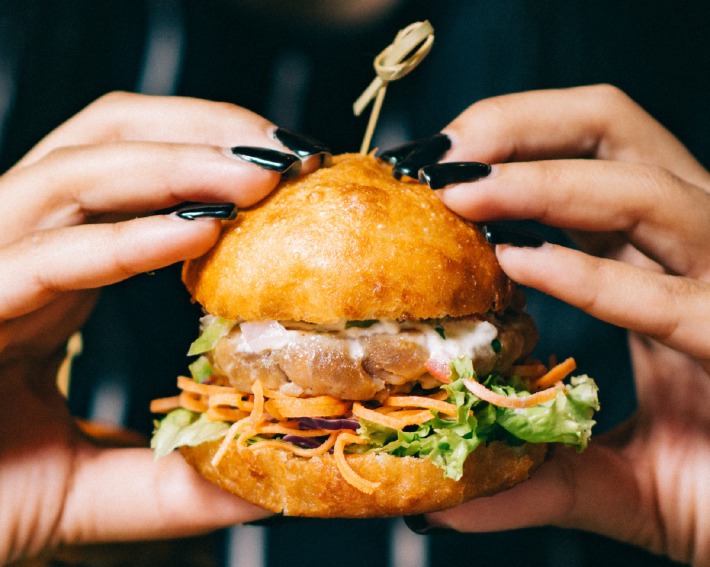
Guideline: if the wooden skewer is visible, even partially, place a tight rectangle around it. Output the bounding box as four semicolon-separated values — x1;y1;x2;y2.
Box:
354;20;435;155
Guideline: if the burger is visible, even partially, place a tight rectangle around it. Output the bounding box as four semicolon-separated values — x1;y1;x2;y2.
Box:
150;153;598;517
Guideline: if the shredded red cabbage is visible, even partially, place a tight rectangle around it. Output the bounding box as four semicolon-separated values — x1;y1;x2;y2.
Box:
282;435;323;449
298;417;359;430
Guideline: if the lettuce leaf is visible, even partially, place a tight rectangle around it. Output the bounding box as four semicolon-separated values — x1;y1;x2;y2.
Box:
357;357;599;480
495;375;598;449
358;374;483;481
187;316;233;356
151;355;599;484
188;355;213;384
358;418;481;481
151;408;229;459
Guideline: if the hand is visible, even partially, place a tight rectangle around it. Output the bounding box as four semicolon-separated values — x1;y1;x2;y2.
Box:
410;85;710;564
0;92;329;564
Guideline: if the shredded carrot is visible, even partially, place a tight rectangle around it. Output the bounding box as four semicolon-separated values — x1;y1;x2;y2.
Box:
377;406;409;415
177;375;210;395
261;385;286;399
250;380;265;425
265;396;350;419
249;432;338;457
149;395;181;414
235;398;255;412
531;357;576;391
389;408;435;426
463;378;560;408
352;402;407;429
428;390;450;401
179;391;208;413
383;395;458;417
177;376;247;396
211;421;249;467
236;426;258;452
511;362;548;378
264;400;284;421
206;407;250;422
208;392;249;409
333;432;380;494
273;419;303;429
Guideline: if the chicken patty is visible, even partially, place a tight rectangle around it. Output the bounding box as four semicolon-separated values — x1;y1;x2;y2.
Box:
207;314;537;400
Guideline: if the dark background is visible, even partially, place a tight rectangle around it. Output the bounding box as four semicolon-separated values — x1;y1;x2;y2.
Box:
2;1;704;565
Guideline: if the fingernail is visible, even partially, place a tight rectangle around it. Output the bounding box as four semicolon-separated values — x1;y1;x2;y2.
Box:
403;514;452;535
230;146;302;180
377;137;431;165
419;162;491;190
173;202;237;221
244;514;298;527
273;128;333;167
483;224;544;248
393;133;451;180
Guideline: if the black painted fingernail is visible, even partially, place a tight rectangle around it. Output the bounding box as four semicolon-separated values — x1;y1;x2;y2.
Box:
419;162;491;189
393;133;451;180
377;137;430;165
174;202;237;221
244;514;299;527
231;146;302;180
403;514;452;535
273;128;333;167
483;224;544;248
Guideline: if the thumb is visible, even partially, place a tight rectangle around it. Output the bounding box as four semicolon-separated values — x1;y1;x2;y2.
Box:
58;444;271;545
426;438;654;550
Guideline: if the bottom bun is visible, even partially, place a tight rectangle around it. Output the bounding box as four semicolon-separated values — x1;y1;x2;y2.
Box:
180;440;548;518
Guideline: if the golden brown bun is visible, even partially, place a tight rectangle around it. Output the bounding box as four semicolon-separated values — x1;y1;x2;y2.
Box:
183;154;513;324
180;440;547;517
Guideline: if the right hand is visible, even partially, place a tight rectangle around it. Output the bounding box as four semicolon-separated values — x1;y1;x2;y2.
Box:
405;85;710;565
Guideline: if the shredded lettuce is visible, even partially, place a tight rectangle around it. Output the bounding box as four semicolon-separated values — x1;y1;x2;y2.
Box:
151;354;599;483
188;355;213;384
187;316;233;356
151;408;229;459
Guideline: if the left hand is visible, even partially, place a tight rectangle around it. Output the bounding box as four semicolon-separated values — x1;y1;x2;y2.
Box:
0;92;328;563
408;85;710;564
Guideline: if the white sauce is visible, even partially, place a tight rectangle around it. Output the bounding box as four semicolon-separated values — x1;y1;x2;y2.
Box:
230;318;498;362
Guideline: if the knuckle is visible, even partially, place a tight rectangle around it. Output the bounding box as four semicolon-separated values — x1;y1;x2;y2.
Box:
457;96;509;132
450;96;515;160
80;91;145;140
629;162;681;214
588;83;632;108
89;90;138;110
40;145;76;165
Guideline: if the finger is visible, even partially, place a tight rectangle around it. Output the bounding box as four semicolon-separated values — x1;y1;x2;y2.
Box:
426;442;662;555
58;446;271;546
0;142;288;243
444;85;710;189
495;243;710;360
434;158;710;278
15;93;326;173
0;214;221;320
0;291;96;363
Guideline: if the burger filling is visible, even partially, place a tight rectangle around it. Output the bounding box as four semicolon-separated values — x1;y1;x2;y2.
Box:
207;314;537;400
152;312;599;495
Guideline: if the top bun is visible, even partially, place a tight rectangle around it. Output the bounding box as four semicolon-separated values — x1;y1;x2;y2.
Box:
182;153;513;324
